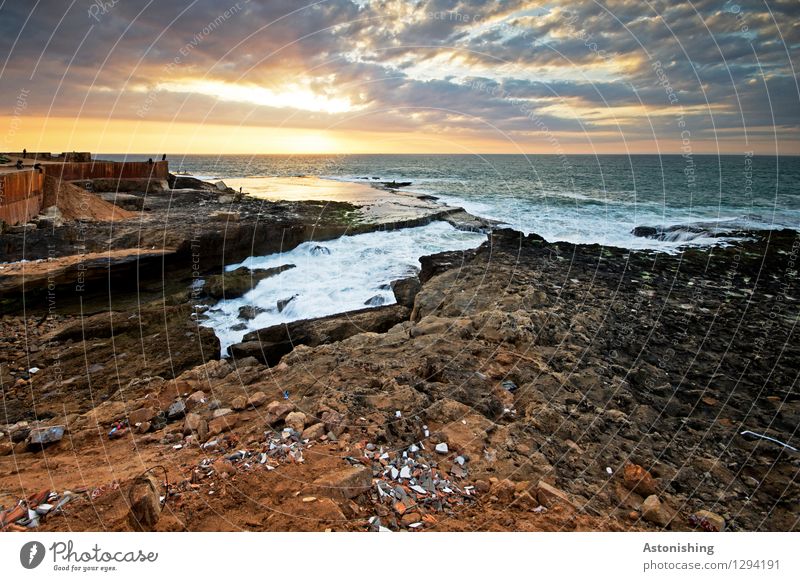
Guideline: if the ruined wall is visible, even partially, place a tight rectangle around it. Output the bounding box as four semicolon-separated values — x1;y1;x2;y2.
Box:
42;160;168;181
0;170;45;225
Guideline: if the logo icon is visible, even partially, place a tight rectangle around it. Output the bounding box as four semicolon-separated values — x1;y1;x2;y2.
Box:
20;541;46;569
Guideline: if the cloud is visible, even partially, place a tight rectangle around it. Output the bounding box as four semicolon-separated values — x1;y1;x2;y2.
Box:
0;0;797;151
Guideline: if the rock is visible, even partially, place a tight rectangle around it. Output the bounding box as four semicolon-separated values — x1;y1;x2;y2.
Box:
0;441;13;456
364;295;386;306
491;479;516;503
277;294;298;313
166;400;186;421
641;495;672;527
246;391;267;408
204;265;295;300
129;407;157;426
692;509;725;531
134;421;151;434
212;408;233;418
536;481;576;510
284;411;307;433
435;442;449;454
475;479;490;494
10;424;30;443
321;410;345;435
391;277;421;308
186;391;206;409
229;304;410;365
238;305;265;320
208;415;238;436
301;422;326;441
513;491;539;511
264;401;294;425
128;472;162;531
183;413;208;441
27;425;65;449
623;463;659;496
313;465;372;500
231;396;247;411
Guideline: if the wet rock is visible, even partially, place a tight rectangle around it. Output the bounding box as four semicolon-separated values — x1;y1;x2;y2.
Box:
285;411;307;433
204;264;295;300
623;463;659;496
230;304;410;365
238;306;265;320
313;465;372;500
364;295;386;306
277;294;299;313
641;495;672;527
391;277;421;308
27;425;65;449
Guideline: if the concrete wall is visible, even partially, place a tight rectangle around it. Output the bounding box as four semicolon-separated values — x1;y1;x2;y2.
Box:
5;152;92;162
0;170;45;225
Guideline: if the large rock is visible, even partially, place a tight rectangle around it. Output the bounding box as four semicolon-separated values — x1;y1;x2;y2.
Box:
264;401;294;425
208;414;238;436
284;411;306;433
692;509;725;532
204;265;295;300
391;276;421;308
228;304;410;365
313;465;372;500
247;391;268;408
301;422;326;440
166;400;187;421
623;463;659;496
183;413;208;441
27;426;65;449
536;481;576;510
128;472;161;531
129;407;157;426
641;495;673;527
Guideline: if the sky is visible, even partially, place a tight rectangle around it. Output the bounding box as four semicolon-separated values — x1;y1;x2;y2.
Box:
0;0;798;154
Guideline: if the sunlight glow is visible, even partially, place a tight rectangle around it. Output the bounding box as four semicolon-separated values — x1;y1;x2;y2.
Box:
153;79;355;114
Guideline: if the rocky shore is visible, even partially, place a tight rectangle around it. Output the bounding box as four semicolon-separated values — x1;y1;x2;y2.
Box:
1;174;797;532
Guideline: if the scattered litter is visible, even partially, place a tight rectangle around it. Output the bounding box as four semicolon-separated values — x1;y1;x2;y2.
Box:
606;467;613;475
435;443;449;454
28;367;40;374
739;430;798;452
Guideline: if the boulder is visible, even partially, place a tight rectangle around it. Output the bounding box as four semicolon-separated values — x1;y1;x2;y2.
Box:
166;400;187;421
301;423;326;441
204;265;295;300
129;407;157;426
128;472;162;531
229;304;410;365
208;415;238;436
313;465;372;500
183;413;208;441
536;481;576;510
641;495;672;527
247;391;268;408
186;390;206;409
623;463;659;496
692;509;725;532
285;411;306;433
264;401;294;425
27;426;65;449
391;276;421;308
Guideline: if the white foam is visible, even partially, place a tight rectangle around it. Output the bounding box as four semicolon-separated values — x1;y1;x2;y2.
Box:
200;221;486;355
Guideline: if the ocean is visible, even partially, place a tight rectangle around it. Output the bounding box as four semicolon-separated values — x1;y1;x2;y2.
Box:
102;153;800;353
106;153;800;251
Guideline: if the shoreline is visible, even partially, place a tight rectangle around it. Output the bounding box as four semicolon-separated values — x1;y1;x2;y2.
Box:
0;168;798;532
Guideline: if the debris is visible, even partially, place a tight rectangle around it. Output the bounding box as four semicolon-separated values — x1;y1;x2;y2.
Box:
27;425;65;449
739;430;798;452
435;443;449;454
